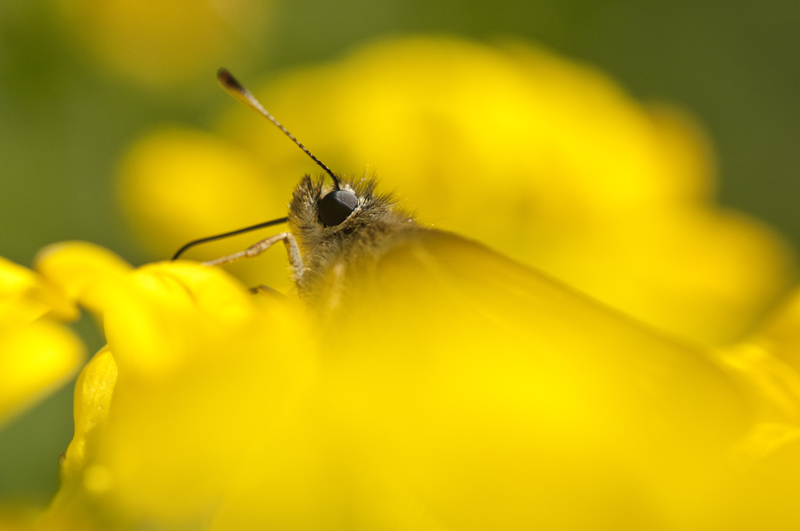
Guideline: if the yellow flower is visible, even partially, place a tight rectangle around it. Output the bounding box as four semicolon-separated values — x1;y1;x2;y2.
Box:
32;235;800;530
40;244;317;530
117;36;794;346
51;0;273;88
0;254;84;426
26;35;800;530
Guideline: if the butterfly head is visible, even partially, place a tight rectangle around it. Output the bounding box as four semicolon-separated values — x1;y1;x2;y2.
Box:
291;176;367;232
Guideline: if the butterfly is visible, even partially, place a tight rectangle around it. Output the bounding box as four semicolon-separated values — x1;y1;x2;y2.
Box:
172;69;521;312
164;69;748;529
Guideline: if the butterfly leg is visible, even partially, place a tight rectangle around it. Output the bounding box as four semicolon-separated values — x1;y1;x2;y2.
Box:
203;232;305;282
319;260;346;313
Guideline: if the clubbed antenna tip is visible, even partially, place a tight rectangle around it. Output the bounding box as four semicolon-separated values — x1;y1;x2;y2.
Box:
216;68;340;189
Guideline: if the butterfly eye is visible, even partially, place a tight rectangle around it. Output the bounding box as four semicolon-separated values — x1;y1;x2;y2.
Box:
318;189;359;226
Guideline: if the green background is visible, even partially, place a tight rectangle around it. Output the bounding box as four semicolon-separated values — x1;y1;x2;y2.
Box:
1;0;799;503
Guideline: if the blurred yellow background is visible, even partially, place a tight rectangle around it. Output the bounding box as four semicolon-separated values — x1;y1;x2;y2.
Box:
2;0;800;508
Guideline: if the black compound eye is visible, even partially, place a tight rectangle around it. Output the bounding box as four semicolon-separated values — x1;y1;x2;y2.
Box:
318;189;359;226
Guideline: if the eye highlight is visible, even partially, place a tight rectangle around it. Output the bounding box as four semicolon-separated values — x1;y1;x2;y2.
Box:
318;189;359;226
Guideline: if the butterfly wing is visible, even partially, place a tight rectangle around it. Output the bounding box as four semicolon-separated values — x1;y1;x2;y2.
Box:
321;228;750;529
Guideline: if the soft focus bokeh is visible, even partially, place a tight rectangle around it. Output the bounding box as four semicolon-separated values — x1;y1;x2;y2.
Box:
116;36;795;347
2;0;800;518
23;237;800;530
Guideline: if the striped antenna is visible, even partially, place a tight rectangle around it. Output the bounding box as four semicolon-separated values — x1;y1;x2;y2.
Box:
217;68;340;189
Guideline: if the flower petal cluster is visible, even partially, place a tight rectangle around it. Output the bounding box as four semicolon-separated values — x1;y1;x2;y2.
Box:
117;36;794;346
0;253;85;426
4;35;799;531
29;237;800;530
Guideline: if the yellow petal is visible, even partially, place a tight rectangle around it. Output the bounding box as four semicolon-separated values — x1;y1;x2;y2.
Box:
60;347;118;482
0;256;85;426
720;284;800;436
35;241;133;315
704;282;800;530
750;285;800;372
102;261;255;376
0;319;84;425
0;256;77;323
726;431;800;530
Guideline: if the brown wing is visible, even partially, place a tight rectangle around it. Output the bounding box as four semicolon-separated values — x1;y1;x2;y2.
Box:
315;229;751;528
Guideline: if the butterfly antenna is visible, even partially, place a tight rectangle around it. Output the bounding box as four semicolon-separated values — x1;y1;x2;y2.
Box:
171;216;289;260
217;68;340;189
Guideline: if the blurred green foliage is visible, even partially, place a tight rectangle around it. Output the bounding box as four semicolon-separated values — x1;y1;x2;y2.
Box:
1;0;799;504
